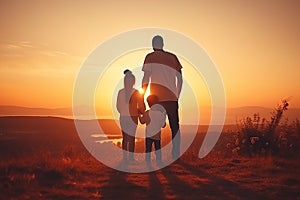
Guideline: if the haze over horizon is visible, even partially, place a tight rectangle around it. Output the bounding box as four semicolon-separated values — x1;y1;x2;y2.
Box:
1;105;299;125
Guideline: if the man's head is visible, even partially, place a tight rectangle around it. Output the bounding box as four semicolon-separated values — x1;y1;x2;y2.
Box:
147;95;159;108
152;35;164;50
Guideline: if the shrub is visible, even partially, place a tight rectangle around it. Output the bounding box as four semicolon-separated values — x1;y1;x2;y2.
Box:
232;100;299;157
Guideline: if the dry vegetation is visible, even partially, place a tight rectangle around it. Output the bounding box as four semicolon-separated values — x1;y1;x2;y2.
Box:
0;101;299;199
224;100;300;158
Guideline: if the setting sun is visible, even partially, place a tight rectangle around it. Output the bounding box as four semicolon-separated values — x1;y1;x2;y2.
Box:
141;87;151;102
138;88;144;94
138;87;151;101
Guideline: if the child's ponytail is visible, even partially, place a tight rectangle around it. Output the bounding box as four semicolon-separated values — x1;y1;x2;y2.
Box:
123;69;135;102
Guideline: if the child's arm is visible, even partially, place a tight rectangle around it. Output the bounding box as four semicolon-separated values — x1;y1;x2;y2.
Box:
139;114;146;124
137;91;146;114
139;111;150;125
161;114;166;128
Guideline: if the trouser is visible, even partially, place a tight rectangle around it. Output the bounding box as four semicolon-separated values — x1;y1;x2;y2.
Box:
120;116;138;160
122;132;135;155
159;101;181;159
145;138;162;161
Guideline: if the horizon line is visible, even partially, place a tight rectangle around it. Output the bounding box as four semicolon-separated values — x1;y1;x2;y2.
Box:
1;104;300;109
0;115;237;126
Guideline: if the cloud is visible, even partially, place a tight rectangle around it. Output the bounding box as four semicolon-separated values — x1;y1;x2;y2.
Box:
2;40;33;50
5;44;22;49
0;40;83;70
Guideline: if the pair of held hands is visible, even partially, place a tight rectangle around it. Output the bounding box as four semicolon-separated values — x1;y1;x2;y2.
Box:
138;110;166;128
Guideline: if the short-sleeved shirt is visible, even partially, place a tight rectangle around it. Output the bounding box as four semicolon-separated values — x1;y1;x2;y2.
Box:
143;49;182;102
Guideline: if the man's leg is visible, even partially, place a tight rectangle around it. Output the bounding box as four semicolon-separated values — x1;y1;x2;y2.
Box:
154;139;162;161
160;101;181;159
145;138;152;162
128;135;135;160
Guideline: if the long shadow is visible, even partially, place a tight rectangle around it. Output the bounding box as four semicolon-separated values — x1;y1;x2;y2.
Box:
100;159;270;199
159;163;230;199
100;164;165;199
99;163;166;200
147;171;165;199
172;160;271;200
100;168;134;200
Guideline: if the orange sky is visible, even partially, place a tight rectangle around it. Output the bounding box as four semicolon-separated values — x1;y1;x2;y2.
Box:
0;0;300;111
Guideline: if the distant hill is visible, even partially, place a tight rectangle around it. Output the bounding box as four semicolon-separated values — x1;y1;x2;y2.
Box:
0;105;299;125
0;105;72;117
0;116;121;135
0;116;80;157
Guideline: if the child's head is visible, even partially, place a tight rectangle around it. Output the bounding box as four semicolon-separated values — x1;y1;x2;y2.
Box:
123;69;135;88
147;95;159;108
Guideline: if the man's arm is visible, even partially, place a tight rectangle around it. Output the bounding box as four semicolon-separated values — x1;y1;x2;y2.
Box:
161;114;166;128
176;70;183;98
173;54;183;98
142;71;151;94
142;54;151;94
137;92;146;114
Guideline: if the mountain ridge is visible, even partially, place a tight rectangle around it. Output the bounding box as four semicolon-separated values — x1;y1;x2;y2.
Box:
0;105;299;124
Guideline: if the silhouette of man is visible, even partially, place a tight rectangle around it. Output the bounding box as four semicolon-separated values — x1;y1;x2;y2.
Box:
142;35;183;160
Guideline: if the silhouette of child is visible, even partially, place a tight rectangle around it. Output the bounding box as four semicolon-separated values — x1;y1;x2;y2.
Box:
139;95;166;163
117;69;145;162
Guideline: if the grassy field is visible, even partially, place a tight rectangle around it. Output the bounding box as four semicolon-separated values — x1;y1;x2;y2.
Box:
0;116;299;199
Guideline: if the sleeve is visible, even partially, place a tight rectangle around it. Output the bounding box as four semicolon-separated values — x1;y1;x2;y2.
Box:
173;54;183;72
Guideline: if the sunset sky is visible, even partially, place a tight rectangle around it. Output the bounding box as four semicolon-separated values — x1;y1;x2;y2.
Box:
1;0;299;116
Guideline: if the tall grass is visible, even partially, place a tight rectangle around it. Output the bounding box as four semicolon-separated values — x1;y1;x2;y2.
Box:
229;100;299;157
0;145;87;193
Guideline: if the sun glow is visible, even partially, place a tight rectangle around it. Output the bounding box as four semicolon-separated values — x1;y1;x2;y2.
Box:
138;88;144;94
144;87;150;100
139;87;151;106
